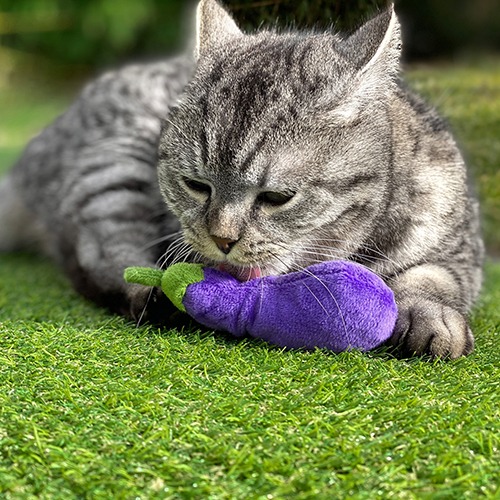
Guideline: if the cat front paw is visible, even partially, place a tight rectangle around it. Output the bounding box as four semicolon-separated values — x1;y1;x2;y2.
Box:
388;298;474;359
128;284;178;325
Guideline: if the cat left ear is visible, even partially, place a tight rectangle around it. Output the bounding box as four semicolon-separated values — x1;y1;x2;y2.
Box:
347;5;402;76
327;6;402;124
195;0;242;60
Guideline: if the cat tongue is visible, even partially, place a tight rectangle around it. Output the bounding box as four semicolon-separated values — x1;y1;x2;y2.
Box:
217;263;261;282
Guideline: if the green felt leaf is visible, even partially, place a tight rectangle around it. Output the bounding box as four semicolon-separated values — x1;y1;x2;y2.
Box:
162;263;205;312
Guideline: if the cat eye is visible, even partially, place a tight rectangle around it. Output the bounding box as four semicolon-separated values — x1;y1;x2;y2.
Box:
257;190;295;207
182;177;211;197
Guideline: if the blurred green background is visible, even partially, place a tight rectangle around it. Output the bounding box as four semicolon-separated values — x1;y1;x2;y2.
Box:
1;0;499;75
0;0;499;254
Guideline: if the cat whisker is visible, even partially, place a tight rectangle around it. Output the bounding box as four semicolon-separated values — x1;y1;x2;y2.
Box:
268;239;395;287
308;231;406;270
163;244;192;267
299;243;388;263
136;243;203;328
135;287;156;329
302;281;330;316
132;234;186;324
192;251;204;264
258;264;265;317
133;236;189;325
141;230;183;251
272;237;398;281
157;237;191;268
157;240;184;264
288;248;394;281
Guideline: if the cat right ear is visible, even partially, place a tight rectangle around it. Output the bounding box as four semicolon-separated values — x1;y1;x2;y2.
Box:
195;0;242;60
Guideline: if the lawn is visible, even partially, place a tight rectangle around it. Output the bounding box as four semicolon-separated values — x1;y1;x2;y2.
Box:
0;59;499;498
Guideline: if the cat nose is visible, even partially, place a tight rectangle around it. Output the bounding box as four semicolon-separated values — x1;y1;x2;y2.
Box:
211;236;238;255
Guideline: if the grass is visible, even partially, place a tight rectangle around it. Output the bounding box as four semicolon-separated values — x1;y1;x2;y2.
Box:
0;59;499;498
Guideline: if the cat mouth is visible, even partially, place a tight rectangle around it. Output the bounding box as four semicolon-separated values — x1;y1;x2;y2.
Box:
217;263;262;282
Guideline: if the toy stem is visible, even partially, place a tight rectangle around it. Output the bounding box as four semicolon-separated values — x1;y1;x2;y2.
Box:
124;267;163;288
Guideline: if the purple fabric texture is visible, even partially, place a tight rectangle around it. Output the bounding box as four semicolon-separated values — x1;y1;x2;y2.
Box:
182;261;398;352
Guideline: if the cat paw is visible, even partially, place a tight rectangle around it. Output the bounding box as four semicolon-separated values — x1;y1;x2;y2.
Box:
388;298;474;359
128;284;178;325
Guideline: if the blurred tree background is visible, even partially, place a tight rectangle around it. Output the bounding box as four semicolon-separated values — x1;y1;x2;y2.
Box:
1;0;499;82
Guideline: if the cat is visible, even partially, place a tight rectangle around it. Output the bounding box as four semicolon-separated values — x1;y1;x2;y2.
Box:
0;0;484;358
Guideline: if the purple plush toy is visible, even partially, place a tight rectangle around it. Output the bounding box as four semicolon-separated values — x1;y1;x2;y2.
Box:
124;261;398;352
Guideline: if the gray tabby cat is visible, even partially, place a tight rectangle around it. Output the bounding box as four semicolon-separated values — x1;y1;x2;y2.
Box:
0;0;484;358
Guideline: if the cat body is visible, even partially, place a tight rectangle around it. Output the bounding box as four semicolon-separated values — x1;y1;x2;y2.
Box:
1;58;192;317
0;0;484;357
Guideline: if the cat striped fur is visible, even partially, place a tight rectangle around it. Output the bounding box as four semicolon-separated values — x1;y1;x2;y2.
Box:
2;58;192;317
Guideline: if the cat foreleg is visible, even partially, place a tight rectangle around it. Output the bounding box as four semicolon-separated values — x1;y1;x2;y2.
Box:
63;223;179;323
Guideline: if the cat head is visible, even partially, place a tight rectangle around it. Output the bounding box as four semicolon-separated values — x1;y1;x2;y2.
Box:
158;0;402;278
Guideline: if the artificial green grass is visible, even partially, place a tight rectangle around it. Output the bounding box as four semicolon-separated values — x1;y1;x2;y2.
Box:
0;254;499;498
1;60;499;498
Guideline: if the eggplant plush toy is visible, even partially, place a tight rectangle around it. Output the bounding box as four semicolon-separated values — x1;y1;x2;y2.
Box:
124;261;398;353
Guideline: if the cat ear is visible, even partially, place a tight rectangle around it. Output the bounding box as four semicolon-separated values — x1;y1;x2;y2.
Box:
346;5;402;75
195;0;242;59
328;6;402;124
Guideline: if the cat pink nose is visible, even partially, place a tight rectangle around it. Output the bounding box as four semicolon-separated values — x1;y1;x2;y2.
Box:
212;236;238;255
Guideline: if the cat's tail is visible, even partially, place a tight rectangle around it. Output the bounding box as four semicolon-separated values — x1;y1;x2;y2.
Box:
0;173;45;252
